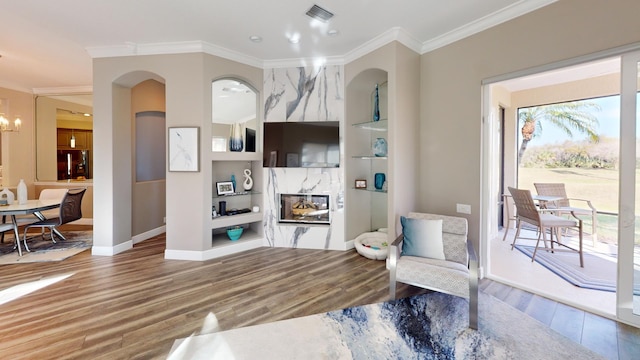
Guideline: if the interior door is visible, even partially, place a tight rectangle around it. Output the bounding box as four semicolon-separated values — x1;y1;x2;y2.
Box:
617;50;640;325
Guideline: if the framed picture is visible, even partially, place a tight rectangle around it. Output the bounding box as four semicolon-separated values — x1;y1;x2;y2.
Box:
355;179;367;189
211;136;226;152
216;181;235;195
286;153;299;167
169;127;200;172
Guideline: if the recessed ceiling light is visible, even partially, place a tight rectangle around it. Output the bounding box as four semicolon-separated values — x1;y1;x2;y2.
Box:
249;35;262;43
327;29;339;37
288;34;300;44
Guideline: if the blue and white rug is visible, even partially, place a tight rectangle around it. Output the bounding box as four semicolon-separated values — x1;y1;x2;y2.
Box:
168;291;603;359
515;244;640;294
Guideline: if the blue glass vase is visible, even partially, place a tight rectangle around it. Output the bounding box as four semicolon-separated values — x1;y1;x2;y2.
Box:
373;84;380;122
373;138;387;157
374;173;385;190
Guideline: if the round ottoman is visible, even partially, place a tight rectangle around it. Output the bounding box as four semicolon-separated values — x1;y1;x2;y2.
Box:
354;231;389;260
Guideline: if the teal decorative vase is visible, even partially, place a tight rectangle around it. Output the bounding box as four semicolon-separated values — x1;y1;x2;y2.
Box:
374;173;385;190
373;138;387;157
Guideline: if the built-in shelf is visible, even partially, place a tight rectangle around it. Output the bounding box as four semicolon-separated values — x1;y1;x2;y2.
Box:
212;227;262;247
352;156;388;160
210;152;262;162
211;211;262;228
353;187;387;193
213;190;261;198
352;119;388;131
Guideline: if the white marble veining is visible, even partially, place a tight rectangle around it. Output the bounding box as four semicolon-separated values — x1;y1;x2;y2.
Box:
262;65;346;250
264;65;343;122
168;292;604;360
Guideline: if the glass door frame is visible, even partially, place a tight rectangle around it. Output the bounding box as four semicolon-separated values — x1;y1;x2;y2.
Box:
617;50;640;326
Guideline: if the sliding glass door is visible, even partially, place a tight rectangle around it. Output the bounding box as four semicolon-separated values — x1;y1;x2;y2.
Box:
618;50;640;325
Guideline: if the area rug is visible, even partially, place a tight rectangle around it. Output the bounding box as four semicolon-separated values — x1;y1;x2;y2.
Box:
167;292;603;359
0;231;92;264
515;244;640;294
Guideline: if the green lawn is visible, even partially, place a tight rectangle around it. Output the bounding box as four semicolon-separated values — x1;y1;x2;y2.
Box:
517;167;640;244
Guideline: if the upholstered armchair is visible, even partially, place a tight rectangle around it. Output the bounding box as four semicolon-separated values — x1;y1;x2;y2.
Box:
388;212;478;329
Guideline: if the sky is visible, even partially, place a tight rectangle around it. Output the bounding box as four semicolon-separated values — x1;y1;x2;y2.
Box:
521;95;622;146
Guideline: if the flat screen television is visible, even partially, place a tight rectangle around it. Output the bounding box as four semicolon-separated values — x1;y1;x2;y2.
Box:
263;121;340;168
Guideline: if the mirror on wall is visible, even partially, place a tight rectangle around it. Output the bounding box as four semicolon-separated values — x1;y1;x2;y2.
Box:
211;79;257;152
35;94;93;181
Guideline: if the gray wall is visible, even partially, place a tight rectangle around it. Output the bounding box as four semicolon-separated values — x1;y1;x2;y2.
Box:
419;0;640;247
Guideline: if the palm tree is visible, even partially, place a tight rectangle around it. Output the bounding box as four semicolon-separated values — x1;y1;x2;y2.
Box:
518;101;601;163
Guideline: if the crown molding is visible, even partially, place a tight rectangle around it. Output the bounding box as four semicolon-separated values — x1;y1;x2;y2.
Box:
262;55;345;69
344;27;422;64
84;0;556;70
87;40;263;68
33;86;93;95
421;0;557;53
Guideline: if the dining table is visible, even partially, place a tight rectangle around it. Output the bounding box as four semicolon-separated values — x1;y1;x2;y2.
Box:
0;199;62;256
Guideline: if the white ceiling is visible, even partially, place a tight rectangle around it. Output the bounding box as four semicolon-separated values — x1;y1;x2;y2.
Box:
0;0;557;94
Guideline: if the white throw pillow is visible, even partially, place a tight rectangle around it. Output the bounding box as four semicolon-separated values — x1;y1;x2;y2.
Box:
400;216;445;260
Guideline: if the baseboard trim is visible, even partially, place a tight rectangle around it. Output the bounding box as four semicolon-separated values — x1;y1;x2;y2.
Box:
132;226;166;244
91;240;132;256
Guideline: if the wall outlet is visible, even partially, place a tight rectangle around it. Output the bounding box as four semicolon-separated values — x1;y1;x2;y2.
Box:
456;203;471;214
163;217;166;223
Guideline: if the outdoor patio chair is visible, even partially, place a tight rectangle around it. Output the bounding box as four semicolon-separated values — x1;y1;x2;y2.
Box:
388;212;478;329
533;182;597;246
508;187;584;267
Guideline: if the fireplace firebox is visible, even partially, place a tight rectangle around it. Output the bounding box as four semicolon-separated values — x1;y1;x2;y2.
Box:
279;193;330;225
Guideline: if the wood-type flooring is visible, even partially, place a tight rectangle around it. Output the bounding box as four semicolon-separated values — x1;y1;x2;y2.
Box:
0;230;638;359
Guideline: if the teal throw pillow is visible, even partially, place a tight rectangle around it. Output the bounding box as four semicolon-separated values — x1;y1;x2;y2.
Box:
400;216;445;260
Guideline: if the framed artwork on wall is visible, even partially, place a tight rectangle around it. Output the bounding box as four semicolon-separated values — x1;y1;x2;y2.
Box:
168;127;200;172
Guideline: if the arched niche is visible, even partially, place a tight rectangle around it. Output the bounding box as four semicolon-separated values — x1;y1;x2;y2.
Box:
211;78;258;152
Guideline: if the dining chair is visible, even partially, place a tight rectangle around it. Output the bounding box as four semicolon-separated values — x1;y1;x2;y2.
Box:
508;187;584;267
22;188;86;249
0;222;14;245
533;183;597;246
13;188;69;228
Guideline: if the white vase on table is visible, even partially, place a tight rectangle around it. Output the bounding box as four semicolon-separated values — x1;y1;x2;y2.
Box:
0;188;14;205
17;179;27;205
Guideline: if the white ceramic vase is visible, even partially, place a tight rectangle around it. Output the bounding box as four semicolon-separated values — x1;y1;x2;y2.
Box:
0;188;15;205
17;179;27;205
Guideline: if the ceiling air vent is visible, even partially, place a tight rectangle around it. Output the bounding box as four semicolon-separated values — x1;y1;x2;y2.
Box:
306;4;334;22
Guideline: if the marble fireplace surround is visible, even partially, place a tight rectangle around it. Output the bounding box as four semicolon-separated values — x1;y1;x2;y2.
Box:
262;65;347;251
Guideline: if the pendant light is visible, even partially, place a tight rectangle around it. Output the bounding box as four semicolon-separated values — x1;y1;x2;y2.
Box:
70;129;76;148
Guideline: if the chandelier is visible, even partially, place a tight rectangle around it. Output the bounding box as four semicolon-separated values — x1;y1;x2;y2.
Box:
0;113;21;132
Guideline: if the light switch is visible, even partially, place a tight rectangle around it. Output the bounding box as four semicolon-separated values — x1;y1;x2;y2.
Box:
456;203;471;214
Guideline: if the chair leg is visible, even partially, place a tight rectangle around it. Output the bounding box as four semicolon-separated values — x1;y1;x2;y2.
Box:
511;219;522;250
389;266;397;300
468;262;479;330
22;227;31;253
49;228;57;244
578;220;584;268
532;227;547;263
592;212;597;247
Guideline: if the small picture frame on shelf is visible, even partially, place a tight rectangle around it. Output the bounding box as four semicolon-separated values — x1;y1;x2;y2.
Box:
355;179;367;189
216;181;235;196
